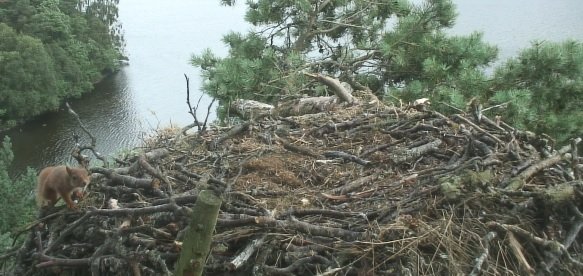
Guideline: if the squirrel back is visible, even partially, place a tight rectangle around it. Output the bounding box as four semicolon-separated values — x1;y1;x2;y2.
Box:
36;166;90;209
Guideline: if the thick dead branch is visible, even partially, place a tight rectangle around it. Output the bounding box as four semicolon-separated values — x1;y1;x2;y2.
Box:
303;73;355;104
324;151;371;166
144;148;170;161
88;203;180;217
209;122;250;150
91;167;165;197
329;174;378;195
390;138;442;164
469;231;497;276
230;99;274;119
226;235;266;271
34;252;90;268
505;139;581;191
258;216;365;241
488;222;564;257
277;208;365;220
277;137;322;158
453;114;504;145
262;255;330;275
274;96;338;117
507;232;535;275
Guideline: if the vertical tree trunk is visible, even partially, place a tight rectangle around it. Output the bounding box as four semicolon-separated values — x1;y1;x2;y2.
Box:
174;190;222;276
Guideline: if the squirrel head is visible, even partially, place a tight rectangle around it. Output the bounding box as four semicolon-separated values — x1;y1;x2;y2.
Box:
66;166;91;188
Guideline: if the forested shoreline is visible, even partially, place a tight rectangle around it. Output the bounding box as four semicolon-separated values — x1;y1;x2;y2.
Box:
0;0;124;130
0;0;123;263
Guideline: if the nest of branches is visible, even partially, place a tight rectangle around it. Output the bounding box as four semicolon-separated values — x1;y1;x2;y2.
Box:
7;91;583;275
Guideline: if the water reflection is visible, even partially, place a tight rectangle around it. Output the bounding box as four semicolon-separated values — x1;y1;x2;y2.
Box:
5;70;143;176
4;1;249;176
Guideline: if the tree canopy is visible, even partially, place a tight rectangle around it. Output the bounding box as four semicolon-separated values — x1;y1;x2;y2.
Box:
0;0;123;129
490;40;583;143
193;0;497;107
193;0;582;143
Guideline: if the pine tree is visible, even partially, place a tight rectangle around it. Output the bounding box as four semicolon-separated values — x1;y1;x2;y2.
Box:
198;1;582;143
193;0;497;112
489;40;583;143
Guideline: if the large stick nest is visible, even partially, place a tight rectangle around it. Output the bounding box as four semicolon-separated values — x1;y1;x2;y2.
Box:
9;91;583;275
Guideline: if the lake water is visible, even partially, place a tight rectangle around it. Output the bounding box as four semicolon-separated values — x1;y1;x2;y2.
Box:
4;0;583;176
451;0;583;63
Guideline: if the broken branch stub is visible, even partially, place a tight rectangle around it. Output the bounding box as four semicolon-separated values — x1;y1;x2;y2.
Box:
174;190;221;276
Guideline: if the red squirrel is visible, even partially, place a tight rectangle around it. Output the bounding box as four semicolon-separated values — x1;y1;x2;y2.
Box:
37;166;91;209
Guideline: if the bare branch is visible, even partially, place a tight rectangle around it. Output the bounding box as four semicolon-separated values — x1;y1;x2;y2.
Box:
65;102;108;167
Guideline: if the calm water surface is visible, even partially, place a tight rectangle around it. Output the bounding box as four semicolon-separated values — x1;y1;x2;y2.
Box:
4;1;583;176
5;1;248;176
451;0;583;63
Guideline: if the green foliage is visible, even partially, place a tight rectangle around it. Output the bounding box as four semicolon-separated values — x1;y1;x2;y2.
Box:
0;232;13;251
194;0;497;114
490;40;583;142
192;32;307;104
0;0;123;130
488;89;534;129
201;1;582;143
24;0;71;42
0;137;36;238
385;28;497;112
0;23;60;121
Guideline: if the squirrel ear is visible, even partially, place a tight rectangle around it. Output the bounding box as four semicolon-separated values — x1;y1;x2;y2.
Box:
66;166;73;176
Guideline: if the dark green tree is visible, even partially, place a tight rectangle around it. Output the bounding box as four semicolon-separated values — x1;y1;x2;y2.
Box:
489;40;583;142
0;0;123;130
24;0;71;42
0;23;60;126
